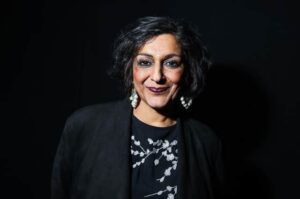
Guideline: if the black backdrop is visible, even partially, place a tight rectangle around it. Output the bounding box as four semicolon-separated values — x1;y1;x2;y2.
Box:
1;0;300;198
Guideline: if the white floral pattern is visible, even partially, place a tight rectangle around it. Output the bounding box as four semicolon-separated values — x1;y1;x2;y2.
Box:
131;135;178;198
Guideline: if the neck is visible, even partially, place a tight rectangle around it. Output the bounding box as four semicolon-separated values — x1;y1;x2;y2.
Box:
133;101;177;127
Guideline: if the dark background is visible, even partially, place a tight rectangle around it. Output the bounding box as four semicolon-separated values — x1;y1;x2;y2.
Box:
1;0;299;198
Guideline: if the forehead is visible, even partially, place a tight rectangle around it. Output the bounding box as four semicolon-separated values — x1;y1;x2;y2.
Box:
137;34;181;56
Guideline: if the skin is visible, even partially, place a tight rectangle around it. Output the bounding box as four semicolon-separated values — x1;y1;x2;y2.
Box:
132;34;184;127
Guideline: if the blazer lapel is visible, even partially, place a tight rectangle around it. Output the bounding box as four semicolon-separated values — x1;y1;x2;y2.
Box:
108;99;132;199
177;118;188;198
177;118;214;199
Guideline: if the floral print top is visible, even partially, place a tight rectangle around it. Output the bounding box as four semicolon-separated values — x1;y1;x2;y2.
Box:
131;116;178;199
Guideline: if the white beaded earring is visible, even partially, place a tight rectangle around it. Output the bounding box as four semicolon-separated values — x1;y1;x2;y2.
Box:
129;89;139;108
180;96;193;109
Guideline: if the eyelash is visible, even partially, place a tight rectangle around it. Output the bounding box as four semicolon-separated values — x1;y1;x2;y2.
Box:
137;60;152;67
164;60;181;68
137;59;181;68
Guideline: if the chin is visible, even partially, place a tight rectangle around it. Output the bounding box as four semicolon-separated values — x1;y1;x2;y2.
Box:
146;99;172;110
150;104;167;110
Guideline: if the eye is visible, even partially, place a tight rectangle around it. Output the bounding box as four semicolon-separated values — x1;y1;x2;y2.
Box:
137;59;152;67
164;60;182;68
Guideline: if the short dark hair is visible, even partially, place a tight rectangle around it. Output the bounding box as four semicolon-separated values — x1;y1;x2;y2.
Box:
110;16;211;98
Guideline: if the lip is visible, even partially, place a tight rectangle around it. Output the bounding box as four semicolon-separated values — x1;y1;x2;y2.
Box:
147;86;170;94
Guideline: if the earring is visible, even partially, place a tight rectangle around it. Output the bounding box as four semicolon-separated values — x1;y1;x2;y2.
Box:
129;89;139;108
180;96;193;109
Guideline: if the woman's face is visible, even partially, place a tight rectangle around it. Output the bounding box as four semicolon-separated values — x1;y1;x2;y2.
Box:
133;33;184;110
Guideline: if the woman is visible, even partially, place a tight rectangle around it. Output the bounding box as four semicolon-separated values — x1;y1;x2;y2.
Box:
51;16;223;199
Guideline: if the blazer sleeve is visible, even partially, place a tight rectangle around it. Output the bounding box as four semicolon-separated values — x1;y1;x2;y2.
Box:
213;138;225;199
199;122;225;199
51;117;74;199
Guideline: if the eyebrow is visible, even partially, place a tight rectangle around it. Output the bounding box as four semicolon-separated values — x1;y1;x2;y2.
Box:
137;53;181;59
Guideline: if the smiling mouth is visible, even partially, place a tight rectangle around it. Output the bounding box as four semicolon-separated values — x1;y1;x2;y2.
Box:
147;86;169;94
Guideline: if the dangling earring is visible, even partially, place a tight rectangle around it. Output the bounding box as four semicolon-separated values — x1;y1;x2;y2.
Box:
180;96;193;109
129;88;139;108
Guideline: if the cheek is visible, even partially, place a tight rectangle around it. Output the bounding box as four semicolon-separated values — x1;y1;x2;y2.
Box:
168;69;184;85
133;67;149;84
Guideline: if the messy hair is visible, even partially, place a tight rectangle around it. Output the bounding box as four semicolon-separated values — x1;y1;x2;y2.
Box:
110;16;211;98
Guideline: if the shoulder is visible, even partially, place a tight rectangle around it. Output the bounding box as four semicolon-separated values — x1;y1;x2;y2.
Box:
182;118;221;156
66;99;128;126
183;118;219;141
62;99;130;139
57;99;131;154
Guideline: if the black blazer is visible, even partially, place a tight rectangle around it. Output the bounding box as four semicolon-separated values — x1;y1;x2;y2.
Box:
51;99;224;199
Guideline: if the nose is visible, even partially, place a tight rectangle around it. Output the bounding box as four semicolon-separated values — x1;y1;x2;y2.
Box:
150;64;164;83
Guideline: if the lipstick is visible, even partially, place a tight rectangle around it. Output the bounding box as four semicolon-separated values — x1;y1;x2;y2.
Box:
147;87;169;94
